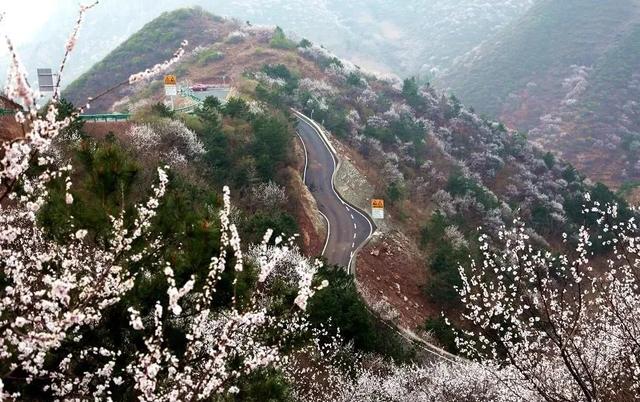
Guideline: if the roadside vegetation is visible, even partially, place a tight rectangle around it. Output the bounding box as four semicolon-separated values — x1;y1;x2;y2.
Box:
3;5;639;401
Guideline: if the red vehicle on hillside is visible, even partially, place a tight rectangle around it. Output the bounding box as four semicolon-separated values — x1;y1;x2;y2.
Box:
190;84;209;92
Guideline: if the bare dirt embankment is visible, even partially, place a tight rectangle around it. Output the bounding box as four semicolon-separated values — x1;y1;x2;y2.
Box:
329;131;438;334
357;231;435;331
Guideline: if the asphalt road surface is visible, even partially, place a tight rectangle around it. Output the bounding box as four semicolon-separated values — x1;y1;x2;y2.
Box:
295;111;373;270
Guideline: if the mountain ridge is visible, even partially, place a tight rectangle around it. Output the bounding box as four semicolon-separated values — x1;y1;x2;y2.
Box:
439;0;640;189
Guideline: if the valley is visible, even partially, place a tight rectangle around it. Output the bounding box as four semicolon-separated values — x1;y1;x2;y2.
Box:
1;3;639;400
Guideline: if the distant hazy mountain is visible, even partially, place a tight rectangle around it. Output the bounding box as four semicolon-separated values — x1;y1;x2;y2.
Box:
1;0;535;86
439;0;640;188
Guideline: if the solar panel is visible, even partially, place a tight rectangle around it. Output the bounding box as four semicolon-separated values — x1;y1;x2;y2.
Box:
37;68;55;92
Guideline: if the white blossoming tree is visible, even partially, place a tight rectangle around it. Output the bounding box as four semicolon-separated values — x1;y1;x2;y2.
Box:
292;197;640;402
0;3;324;400
454;197;640;401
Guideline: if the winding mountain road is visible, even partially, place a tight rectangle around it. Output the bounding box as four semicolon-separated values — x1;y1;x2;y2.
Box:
295;110;462;364
294;110;374;271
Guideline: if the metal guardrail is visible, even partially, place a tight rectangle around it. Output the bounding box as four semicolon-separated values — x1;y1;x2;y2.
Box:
78;86;233;122
178;87;203;105
174;102;200;114
79;113;131;122
176;87;208;113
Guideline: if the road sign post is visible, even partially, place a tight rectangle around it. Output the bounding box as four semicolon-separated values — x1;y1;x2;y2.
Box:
164;75;177;110
164;75;177;95
371;199;385;219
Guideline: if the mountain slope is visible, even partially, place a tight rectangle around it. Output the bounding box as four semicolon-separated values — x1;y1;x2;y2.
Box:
63;8;231;111
439;0;640;188
2;0;536;84
66;8;627;345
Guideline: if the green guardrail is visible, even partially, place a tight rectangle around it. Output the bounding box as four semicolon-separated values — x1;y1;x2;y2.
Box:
0;108;14;116
178;87;204;105
79;113;131;122
174;103;199;113
78;87;233;122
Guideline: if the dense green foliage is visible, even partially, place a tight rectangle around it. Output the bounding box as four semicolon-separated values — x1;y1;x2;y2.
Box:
298;38;312;49
308;266;414;362
386;182;405;203
424;317;457;354
300;101;349;139
265;64;299;89
446;171;499;210
251;116;292;180
40;138;139;241
424;243;467;304
402;77;421;108
270;26;297;50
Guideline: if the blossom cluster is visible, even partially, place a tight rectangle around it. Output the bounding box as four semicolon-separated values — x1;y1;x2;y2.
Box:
225;30;248;44
250;180;288;206
124;120;205;168
454;200;640;400
0;167;168;399
124;187;324;400
1;4;324;399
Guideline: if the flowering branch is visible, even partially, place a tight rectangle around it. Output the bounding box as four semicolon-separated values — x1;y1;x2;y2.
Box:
53;1;99;101
0;167;168;398
453;198;640;401
126;186;324;400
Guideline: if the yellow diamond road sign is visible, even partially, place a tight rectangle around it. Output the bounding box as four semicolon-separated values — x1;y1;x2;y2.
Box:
371;199;384;219
164;75;177;96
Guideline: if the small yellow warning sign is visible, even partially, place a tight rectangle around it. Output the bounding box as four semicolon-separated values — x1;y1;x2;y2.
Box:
372;199;385;209
164;75;177;85
371;199;385;219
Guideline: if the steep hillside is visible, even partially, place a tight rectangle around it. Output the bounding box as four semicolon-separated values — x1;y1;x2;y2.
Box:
439;0;640;188
63;8;234;111
3;0;536;84
66;8;627;349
